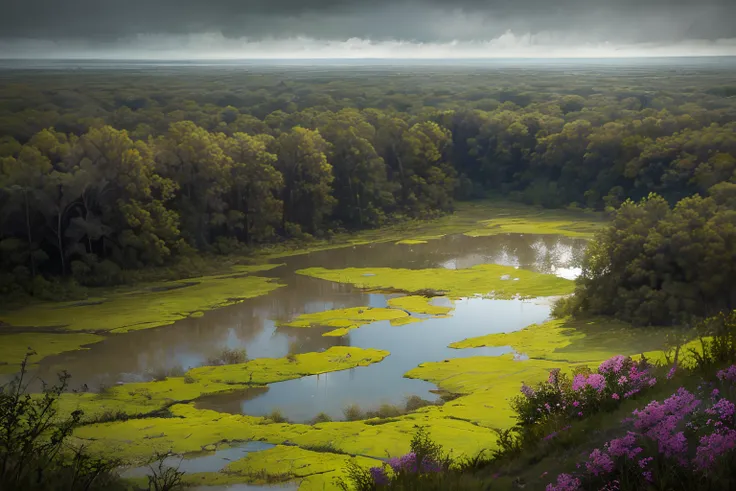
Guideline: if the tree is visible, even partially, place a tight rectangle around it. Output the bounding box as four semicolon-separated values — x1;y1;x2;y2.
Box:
222;132;283;243
155;121;230;248
274;127;335;235
319;110;395;227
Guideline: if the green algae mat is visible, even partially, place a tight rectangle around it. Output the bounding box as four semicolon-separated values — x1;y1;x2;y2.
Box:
0;332;105;374
297;264;573;298
276;296;452;336
0;264;284;334
0;264;285;372
463;213;605;238
58;346;389;420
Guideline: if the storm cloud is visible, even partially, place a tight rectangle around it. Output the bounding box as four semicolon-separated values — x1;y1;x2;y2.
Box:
1;0;735;57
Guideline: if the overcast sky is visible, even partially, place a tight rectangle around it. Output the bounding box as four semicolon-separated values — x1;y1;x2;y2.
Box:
1;0;735;58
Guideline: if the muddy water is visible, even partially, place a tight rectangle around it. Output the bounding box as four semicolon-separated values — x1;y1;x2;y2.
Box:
32;233;587;421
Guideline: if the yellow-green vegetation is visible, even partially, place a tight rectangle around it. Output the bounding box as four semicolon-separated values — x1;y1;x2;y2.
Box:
57;347;389;420
0;332;105;374
464;213;604;238
74;403;499;464
182;445;380;490
277;307;409;336
0;264;285;334
395;239;428;245
450;317;691;363
190;346;389;385
279;297;453;336
400;316;692;430
297;264;573;298
405;355;568;429
387;295;453;315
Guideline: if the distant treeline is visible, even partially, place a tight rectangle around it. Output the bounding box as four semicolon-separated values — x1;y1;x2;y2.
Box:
1;69;736;297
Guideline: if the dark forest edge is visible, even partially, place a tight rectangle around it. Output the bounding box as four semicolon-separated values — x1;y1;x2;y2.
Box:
2;84;736;304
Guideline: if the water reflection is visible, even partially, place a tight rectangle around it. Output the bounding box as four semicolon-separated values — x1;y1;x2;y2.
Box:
26;233;586;411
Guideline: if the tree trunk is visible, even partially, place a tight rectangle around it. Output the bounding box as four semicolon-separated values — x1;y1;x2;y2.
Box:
23;190;36;278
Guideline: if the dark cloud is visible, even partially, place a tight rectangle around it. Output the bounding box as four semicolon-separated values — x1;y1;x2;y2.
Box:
1;0;735;45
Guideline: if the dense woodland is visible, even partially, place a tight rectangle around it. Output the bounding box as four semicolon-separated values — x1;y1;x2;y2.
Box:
1;63;736;302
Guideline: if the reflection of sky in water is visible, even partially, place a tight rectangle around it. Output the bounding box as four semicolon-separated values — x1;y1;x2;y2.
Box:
121;442;275;477
197;297;550;422
21;232;587;396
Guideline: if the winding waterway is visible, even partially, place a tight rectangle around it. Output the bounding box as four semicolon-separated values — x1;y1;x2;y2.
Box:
29;233;587;423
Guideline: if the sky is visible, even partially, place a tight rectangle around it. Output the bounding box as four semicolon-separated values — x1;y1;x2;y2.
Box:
1;0;735;59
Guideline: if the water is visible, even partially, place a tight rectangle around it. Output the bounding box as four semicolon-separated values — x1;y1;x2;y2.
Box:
29;233;586;421
121;441;276;477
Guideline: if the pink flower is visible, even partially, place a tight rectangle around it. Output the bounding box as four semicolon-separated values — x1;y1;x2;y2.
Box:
573;400;580;407
585;449;614;476
599;355;626;375
667;364;677;380
546;473;581;491
521;383;535;398
694;428;736;470
717;365;736;383
612;393;620;400
706;398;736;421
606;432;642;459
712;388;721;398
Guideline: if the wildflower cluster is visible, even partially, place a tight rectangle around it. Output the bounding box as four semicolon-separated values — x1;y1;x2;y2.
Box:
546;365;736;491
512;355;657;427
362;427;451;488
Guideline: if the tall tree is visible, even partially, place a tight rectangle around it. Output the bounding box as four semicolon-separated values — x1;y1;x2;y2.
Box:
274;127;335;235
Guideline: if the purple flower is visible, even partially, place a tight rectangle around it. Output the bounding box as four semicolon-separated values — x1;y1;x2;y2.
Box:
706;398;736;421
667;364;677;380
717;365;736;383
585;449;614;476
546;473;581;491
599;355;626;375
606;432;642;459
638;457;653;469
694;428;736;470
612;393;620;401
521;383;536;398
369;466;389;486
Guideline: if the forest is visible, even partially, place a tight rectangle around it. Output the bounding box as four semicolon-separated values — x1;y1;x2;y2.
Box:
1;63;736;303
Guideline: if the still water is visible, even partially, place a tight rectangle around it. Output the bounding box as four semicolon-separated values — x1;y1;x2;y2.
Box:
33;233;587;422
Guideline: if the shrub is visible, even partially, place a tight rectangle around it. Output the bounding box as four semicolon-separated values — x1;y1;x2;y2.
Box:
206;348;247;366
545;373;736;491
343;404;364;421
0;353;125;491
336;427;454;490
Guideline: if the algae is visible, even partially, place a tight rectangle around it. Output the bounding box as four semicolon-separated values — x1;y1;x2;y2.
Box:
57;347;389;421
0;332;105;374
395;239;428;245
464;215;604;238
387;295;453;316
277;307;409;335
0;264;285;334
215;445;380;490
450;317;689;363
297;264;573;299
189;346;390;385
74;403;499;465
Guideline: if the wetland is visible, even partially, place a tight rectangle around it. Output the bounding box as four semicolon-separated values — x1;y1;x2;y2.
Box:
0;206;679;490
